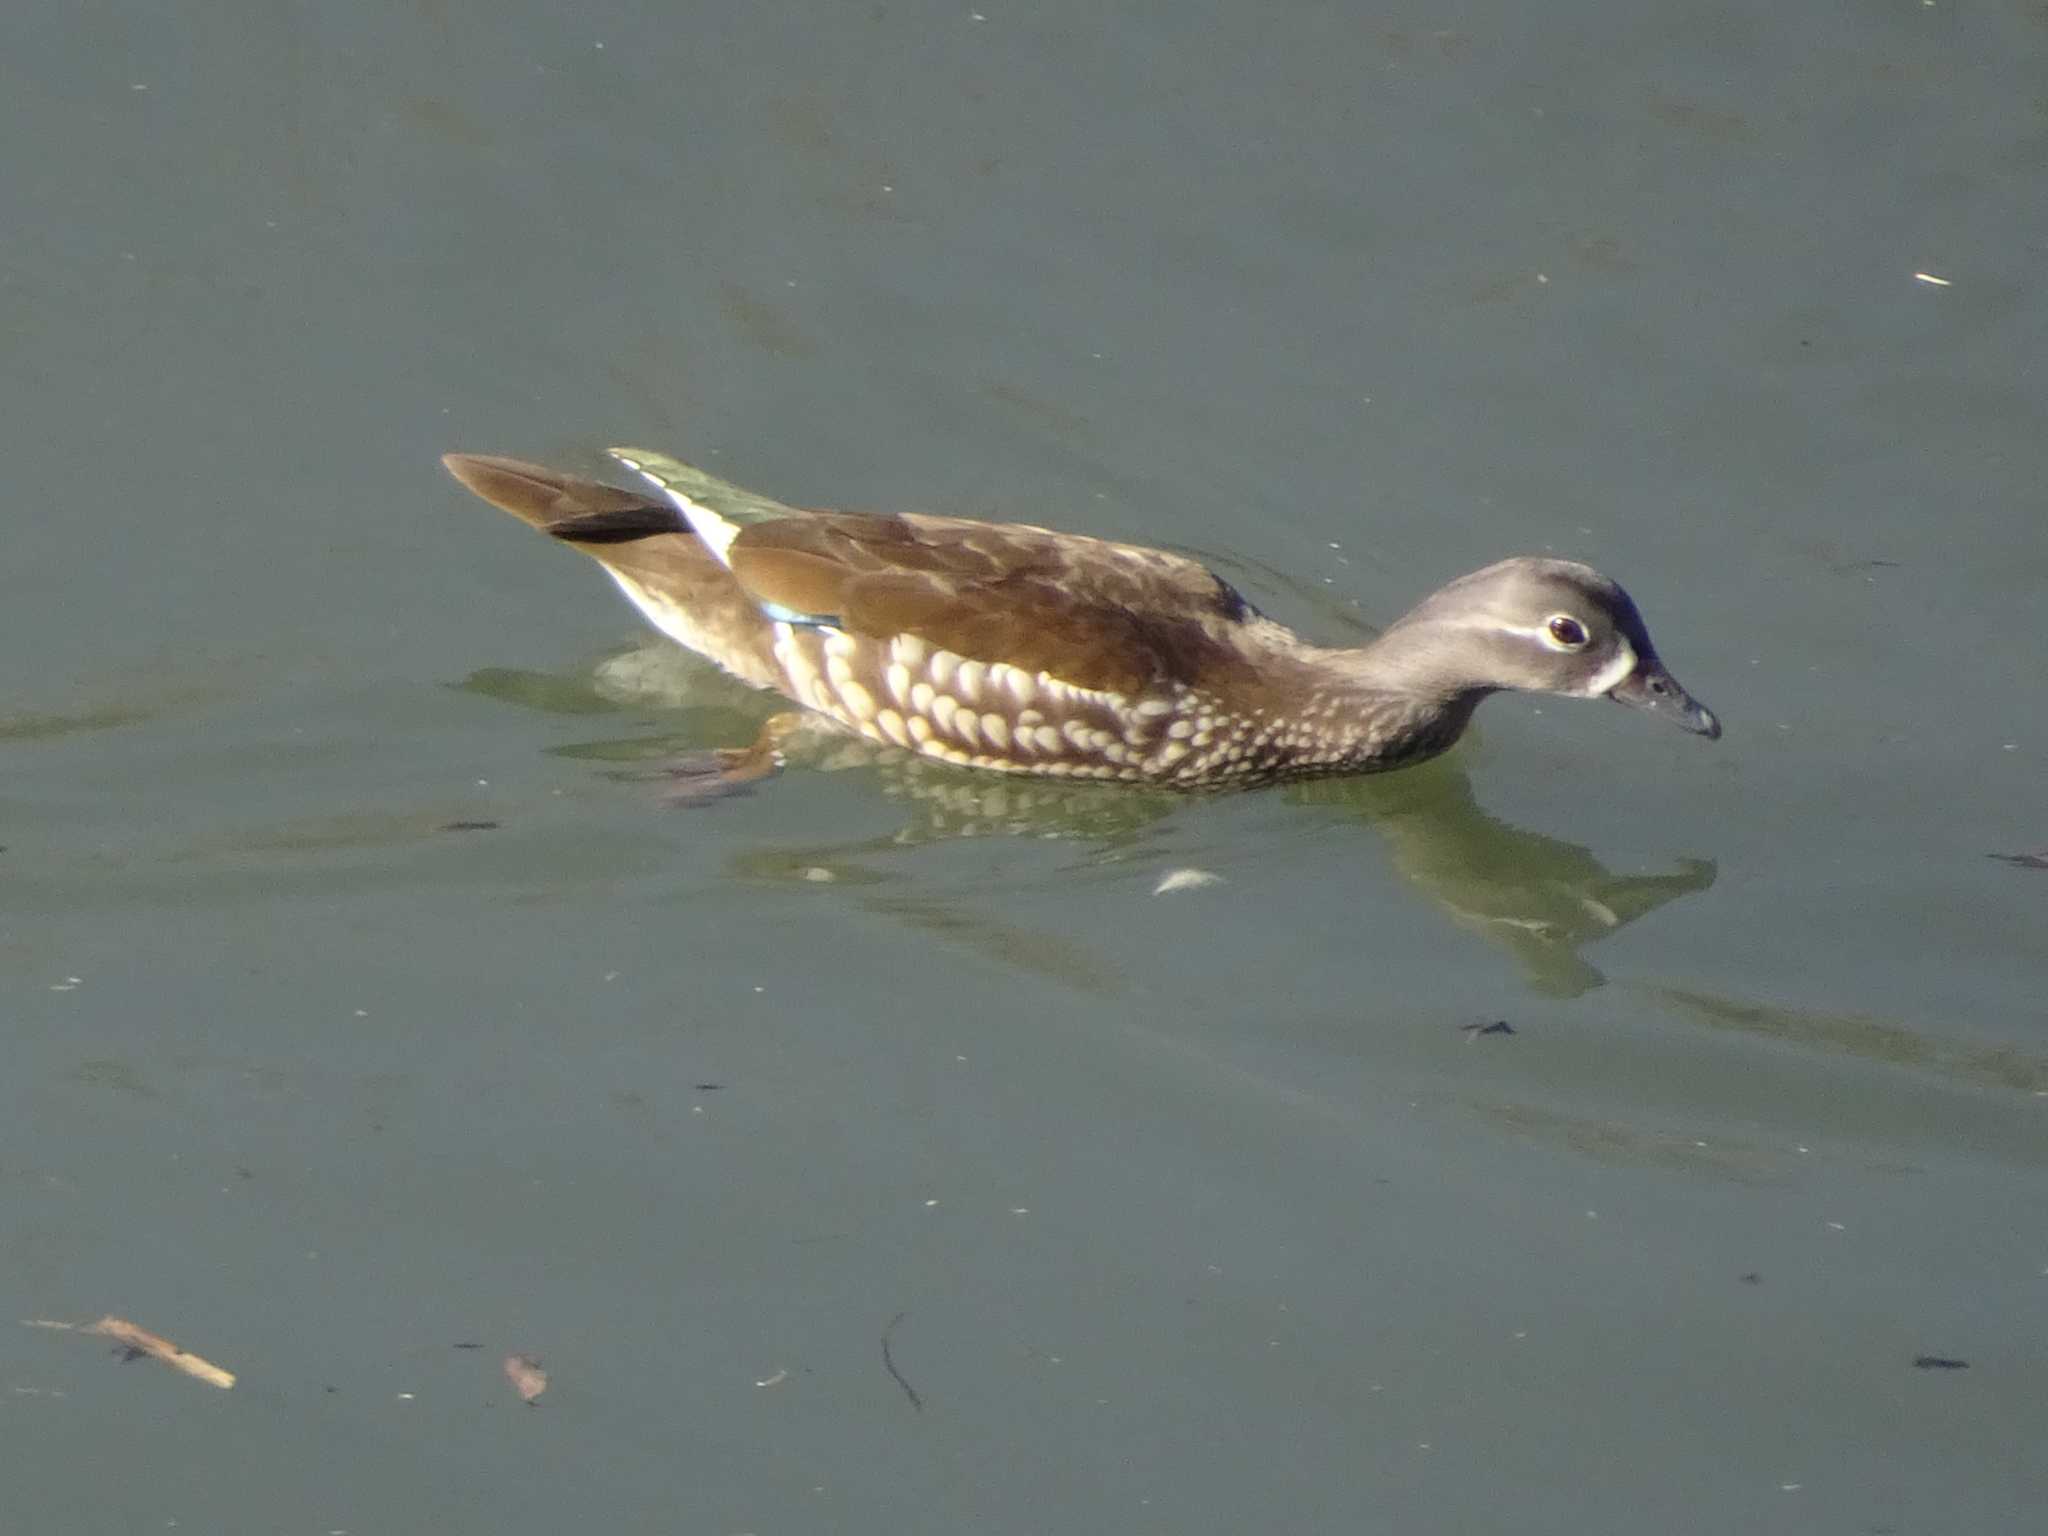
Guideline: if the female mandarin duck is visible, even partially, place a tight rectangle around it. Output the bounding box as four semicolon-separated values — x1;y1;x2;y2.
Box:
444;448;1719;792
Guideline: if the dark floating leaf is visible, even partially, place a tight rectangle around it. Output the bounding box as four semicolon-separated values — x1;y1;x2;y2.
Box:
1460;1020;1516;1036
1913;1355;1969;1370
451;1341;483;1350
1739;1272;1762;1285
693;1082;725;1091
1986;851;2048;871
441;820;502;833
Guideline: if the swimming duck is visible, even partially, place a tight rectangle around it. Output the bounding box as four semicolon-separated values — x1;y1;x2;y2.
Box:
444;448;1719;789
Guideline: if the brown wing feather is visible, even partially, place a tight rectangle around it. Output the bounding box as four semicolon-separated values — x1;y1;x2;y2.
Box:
728;512;1256;696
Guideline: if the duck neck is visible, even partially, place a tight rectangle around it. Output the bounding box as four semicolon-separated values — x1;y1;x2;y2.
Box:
1347;618;1499;702
1296;626;1498;767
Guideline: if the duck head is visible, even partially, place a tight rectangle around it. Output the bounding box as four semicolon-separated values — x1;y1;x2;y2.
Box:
1371;557;1721;739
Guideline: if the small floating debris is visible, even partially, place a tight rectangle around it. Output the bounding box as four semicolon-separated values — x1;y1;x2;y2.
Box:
754;1369;789;1388
1911;272;1952;287
1912;1355;1969;1370
881;1311;923;1412
1987;850;2048;871
26;1314;236;1389
503;1352;549;1404
1152;867;1224;896
439;819;501;832
1460;1019;1516;1037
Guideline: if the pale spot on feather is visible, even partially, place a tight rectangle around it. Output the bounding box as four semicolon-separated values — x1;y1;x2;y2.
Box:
839;680;878;722
885;663;912;706
910;682;935;714
892;633;929;668
1006;669;1038;708
775;627;822;704
932;695;959;733
954;709;981;747
955;660;987;703
1031;725;1063;755
875;708;913;748
981;713;1011;750
907;714;933;744
929;650;958;689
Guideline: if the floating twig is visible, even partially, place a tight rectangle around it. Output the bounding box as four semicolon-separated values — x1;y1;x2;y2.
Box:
26;1315;236;1389
881;1311;923;1412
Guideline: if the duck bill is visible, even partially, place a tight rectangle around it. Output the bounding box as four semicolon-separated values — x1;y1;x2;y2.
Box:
1609;659;1721;740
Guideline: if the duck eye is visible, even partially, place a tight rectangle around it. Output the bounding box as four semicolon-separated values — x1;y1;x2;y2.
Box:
1545;614;1589;649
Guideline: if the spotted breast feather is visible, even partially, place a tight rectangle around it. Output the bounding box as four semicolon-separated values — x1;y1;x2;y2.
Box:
734;509;1298;779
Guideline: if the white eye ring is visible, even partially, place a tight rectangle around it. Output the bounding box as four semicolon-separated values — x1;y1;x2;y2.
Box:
1544;614;1590;650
